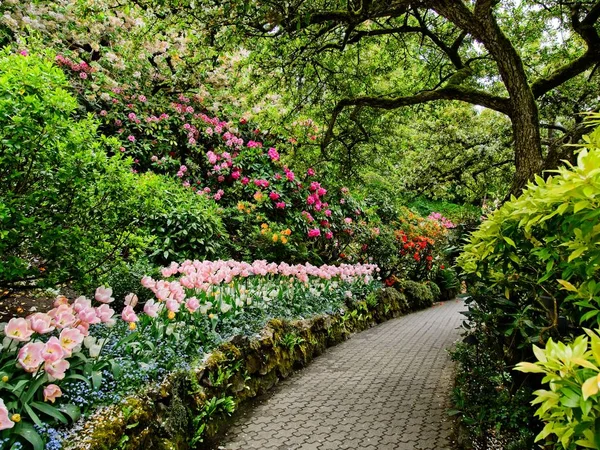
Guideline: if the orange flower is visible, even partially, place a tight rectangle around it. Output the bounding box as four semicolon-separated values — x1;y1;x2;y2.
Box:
281;236;288;244
272;234;279;242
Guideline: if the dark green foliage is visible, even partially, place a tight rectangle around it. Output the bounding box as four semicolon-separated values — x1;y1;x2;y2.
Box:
0;50;143;290
396;280;434;309
426;281;441;302
135;173;229;266
434;267;460;300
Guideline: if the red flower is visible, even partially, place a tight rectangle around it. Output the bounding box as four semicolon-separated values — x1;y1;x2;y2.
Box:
413;253;421;261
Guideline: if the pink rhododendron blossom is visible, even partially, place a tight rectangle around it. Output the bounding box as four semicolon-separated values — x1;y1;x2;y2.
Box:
268;147;280;161
45;359;69;381
0;399;14;430
325;231;334;239
344;217;353;224
44;384;62;403
5;318;33;342
127;135;136;142
17;342;45;372
307;168;315;176
275;202;286;209
241;177;250;185
42;337;65;363
28;313;54;334
325;209;332;217
95;286;114;304
121;306;139;323
269;192;280;201
308;229;321;238
231;170;241;180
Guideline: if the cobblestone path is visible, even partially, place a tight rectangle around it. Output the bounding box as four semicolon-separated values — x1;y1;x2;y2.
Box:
215;299;465;450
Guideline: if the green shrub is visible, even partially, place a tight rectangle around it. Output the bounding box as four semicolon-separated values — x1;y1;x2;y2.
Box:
516;329;600;449
0;49;143;290
426;281;441;302
135;173;229;265
454;118;600;448
397;279;434;310
435;267;460;300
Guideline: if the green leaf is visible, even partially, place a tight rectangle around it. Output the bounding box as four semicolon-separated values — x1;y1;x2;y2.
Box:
30;401;68;424
58;403;81;422
14;422;44;450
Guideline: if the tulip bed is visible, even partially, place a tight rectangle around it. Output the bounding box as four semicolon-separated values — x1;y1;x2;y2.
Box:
0;260;380;449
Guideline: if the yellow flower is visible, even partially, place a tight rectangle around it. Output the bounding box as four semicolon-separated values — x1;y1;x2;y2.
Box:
11;414;21;423
1;376;8;383
272;234;279;242
254;192;263;201
261;223;269;229
167;311;175;320
283;228;292;236
129;322;137;330
208;313;215;320
261;228;267;235
281;236;288;244
237;202;245;211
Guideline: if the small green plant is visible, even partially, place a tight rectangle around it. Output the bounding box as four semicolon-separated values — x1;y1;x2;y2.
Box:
280;333;305;352
516;329;600;449
190;396;236;445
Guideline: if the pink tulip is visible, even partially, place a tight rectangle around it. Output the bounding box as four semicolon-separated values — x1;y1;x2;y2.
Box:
143;299;161;318
59;328;84;356
42;337;65;363
0;399;14;430
185;297;200;313
28;313;55;334
95;304;115;323
45;359;69;381
72;296;92;313
54;311;77;329
43;384;63;403
124;293;138;308
165;298;180;313
121;305;139;322
5;318;34;342
17;341;45;372
141;276;156;289
78;306;101;325
95;286;114;304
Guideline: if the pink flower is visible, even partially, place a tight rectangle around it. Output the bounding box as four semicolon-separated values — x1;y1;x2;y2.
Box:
28;313;55;334
127;135;136;142
59;328;84;356
165;298;180;313
307;168;315;176
54;311;76;329
275;202;286;209
325;209;332;217
95;286;114;304
124;293;138;308
95;304;115;323
269;192;280;201
307;195;316;205
308;228;321;238
185;297;200;313
121;305;139;323
241;177;250;185
231;170;241;180
143;299;161;318
0;399;14;430
141;276;156;289
325;231;334;239
42;337;65;363
43;384;63;403
72;296;91;313
17;342;45;372
344;217;353;224
79;72;88;79
19;49;28;56
45;359;69;381
268;147;280;161
78;306;101;325
5;318;33;342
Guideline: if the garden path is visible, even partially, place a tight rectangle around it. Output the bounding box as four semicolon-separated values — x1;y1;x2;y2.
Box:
215;299;465;450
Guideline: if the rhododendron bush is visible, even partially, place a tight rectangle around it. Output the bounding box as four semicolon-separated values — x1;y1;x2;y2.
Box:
0;261;379;448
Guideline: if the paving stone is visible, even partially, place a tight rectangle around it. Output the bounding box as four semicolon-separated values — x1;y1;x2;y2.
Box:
214;300;464;449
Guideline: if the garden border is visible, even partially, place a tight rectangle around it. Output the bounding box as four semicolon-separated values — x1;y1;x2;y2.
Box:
64;286;427;450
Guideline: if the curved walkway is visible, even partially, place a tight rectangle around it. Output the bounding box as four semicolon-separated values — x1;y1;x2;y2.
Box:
215;299;465;450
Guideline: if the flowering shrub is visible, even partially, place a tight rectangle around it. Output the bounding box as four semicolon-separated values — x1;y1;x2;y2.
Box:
0;261;379;448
